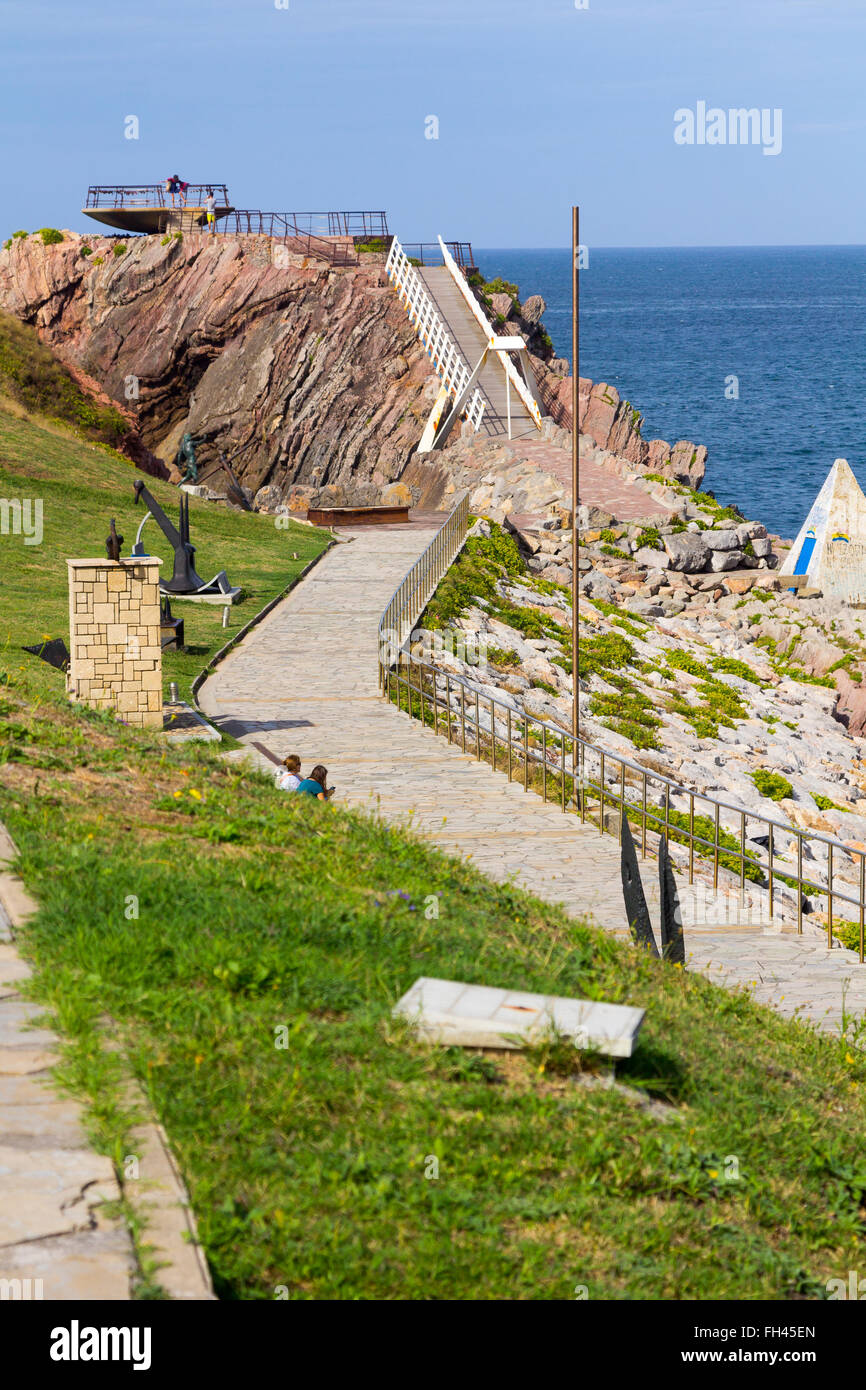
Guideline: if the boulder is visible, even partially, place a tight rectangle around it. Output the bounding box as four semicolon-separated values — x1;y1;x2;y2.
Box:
751;537;774;558
663;533;711;572
520;294;546;326
633;545;670;570
668;441;708;488
709;549;744;572
580;570;621;601
724;573;760;596
791;637;845;677
490;292;515;320
704;529;742;551
254;483;283;512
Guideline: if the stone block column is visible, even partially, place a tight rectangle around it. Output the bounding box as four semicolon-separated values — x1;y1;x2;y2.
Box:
67;557;163;729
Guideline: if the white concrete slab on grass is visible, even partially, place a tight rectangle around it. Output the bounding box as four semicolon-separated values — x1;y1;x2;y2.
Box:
393;976;645;1058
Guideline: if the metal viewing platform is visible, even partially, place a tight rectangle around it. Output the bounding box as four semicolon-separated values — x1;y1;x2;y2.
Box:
83;184;234;233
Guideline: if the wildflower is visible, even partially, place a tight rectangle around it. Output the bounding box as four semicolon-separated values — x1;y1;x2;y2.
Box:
189;788;202;800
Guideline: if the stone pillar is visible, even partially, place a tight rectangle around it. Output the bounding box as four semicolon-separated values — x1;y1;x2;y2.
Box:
66;557;163;729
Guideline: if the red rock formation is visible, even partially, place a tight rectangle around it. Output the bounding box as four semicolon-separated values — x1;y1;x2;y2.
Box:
532;365;707;490
0;231;435;499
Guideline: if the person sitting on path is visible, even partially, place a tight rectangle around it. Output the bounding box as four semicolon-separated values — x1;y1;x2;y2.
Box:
276;754;302;792
296;765;332;801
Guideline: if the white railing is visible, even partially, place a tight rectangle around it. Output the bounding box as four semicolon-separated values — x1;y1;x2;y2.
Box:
437;235;544;432
386;237;485;432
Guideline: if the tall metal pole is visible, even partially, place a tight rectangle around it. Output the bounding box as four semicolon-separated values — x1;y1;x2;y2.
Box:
572;206;580;748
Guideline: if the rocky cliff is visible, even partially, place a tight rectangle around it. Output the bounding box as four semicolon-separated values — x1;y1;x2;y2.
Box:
0;230;439;499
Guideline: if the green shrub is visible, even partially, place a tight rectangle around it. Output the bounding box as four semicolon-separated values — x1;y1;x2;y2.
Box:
711;656;762;684
0;310;127;447
635;527;664;551
37;228;64;245
813;793;844;813
579;632;636;679
599;544;630;560
357;239;388;254
482;276;519;302
80;245;92;257
112;243;127;257
589;676;662;750
752;769;794;802
91;256;104;265
486;646;519;667
531;679;558;696
12;230;28;239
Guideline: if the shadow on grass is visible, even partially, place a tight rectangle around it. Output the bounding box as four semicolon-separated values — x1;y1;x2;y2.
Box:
617;1037;690;1104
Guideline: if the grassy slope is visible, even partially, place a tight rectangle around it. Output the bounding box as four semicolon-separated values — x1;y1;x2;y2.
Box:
0;409;328;702
4;684;866;1301
1;411;866;1300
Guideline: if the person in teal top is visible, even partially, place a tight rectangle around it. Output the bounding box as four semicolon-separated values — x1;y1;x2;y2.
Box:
297;765;332;801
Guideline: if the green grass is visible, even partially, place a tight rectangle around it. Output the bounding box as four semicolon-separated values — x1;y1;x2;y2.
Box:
0;408;329;704
5;405;866;1300
0;311;128;447
4;676;866;1299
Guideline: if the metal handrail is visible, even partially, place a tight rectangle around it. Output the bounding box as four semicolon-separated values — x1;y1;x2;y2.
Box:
401;242;476;270
377;498;866;960
216;211;358;265
385;237;485;432
85;184;230;208
437;236;544;432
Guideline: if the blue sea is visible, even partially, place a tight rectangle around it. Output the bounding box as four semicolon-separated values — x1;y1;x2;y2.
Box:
475;247;866;540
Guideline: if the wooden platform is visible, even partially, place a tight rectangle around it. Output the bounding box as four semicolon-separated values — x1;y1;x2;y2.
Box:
307;505;410;527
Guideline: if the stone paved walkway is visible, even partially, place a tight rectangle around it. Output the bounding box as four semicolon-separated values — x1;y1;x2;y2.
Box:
0;826;134;1299
200;527;866;1039
516;439;676;522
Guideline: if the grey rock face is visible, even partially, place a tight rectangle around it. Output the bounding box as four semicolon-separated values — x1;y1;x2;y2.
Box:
633;545;670;569
704;529;742;551
709;549;745;572
663;533;711;572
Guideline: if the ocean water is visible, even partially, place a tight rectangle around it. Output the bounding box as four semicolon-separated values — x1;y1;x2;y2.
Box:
474;247;866;540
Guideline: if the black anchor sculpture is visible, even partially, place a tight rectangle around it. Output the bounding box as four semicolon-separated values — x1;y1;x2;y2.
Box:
621;813;685;965
105;518;124;562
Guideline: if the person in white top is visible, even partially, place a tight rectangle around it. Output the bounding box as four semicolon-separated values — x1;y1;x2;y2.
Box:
276;753;302;791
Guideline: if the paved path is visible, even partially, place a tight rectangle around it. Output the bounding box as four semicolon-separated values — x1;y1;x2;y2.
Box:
200;527;866;1039
0;827;134;1300
515;439;677;523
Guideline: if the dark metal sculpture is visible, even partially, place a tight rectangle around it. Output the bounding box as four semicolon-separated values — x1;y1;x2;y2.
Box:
218;450;253;512
175;432;203;485
621;815;685;965
105;518;124;561
160;595;184;651
23;638;70;672
132;479;235;597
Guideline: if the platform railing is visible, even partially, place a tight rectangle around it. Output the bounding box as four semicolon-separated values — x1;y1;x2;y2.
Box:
85;184;230;208
385;237;485;433
401;241;476;271
216;211;358;265
377;498;866;959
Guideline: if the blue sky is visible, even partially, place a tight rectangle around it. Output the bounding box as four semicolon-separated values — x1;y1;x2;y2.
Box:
2;0;864;247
